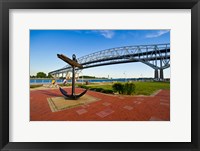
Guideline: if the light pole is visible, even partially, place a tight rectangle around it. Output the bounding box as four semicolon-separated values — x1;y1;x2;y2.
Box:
123;72;126;82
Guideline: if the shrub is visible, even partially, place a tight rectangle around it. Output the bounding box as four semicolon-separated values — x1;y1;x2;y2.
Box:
112;82;136;95
101;89;114;94
78;85;89;89
89;87;96;91
58;84;65;87
123;82;136;95
84;87;113;94
30;84;43;88
95;88;104;92
77;84;82;88
112;82;124;94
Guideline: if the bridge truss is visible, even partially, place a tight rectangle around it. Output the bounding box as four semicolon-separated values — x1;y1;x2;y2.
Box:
49;43;170;80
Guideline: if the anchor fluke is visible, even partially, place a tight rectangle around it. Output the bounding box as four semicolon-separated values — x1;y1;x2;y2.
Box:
59;87;87;100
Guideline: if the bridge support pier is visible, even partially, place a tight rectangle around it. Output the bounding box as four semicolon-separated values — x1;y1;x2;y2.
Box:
154;69;158;79
160;69;164;80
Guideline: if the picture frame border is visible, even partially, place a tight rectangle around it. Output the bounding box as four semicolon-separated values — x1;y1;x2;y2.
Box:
0;0;199;150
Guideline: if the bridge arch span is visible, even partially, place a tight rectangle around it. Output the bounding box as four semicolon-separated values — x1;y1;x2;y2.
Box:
49;43;170;80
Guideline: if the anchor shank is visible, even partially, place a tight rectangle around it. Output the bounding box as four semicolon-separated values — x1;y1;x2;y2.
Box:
72;66;75;96
58;54;87;100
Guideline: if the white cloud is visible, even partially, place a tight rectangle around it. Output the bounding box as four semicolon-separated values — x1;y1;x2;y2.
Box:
94;30;115;39
145;30;170;38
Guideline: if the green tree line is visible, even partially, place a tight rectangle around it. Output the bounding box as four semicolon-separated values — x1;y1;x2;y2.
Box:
30;72;53;78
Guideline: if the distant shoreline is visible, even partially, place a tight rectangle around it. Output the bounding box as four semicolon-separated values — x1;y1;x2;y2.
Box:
30;78;170;85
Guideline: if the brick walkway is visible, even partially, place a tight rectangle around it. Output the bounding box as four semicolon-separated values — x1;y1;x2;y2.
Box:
30;88;170;121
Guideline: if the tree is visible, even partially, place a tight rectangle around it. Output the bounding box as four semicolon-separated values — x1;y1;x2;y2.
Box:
47;73;53;78
36;72;47;78
30;75;36;78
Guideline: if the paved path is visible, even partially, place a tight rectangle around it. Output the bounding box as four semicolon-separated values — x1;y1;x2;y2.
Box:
30;88;170;121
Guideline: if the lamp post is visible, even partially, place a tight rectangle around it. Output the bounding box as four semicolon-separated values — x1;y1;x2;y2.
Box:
123;72;126;82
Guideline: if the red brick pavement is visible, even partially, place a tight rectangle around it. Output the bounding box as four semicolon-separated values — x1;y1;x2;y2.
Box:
30;88;170;121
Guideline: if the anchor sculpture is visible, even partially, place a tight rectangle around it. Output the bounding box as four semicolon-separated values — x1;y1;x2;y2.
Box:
57;54;87;100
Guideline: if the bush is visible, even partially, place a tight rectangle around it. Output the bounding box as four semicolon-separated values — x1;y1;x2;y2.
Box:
78;85;89;89
101;89;114;94
95;88;104;92
30;84;43;88
112;82;136;95
112;82;124;94
77;84;82;88
83;86;113;94
89;87;96;91
59;83;71;87
123;82;135;95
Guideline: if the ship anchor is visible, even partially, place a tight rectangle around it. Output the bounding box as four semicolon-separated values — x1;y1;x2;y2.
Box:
57;54;87;100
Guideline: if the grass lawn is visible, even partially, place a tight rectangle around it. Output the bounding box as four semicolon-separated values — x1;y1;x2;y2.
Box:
84;82;170;95
133;82;170;95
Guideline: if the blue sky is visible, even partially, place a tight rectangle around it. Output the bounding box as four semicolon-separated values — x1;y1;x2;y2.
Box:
30;30;170;78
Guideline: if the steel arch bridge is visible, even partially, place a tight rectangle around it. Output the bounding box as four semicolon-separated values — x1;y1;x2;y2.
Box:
49;43;170;80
